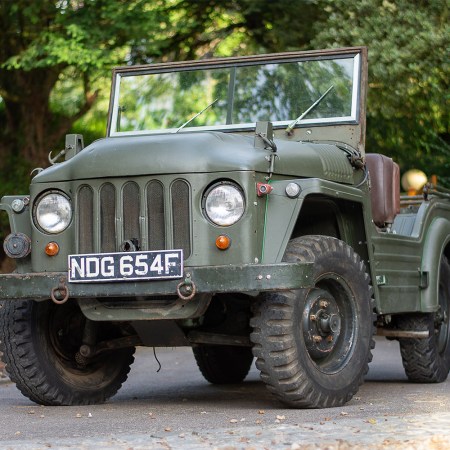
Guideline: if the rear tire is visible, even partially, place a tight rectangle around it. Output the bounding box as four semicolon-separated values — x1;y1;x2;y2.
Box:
398;255;450;382
0;299;135;406
193;345;253;384
250;236;375;408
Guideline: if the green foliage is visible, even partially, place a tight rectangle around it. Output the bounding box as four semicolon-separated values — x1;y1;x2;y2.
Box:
1;1;161;71
0;0;448;183
312;0;449;185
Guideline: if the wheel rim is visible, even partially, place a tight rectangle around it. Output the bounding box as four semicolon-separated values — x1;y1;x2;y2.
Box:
49;302;87;369
301;275;356;374
46;302;123;389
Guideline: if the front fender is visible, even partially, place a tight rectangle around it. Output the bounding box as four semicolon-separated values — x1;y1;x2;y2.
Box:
261;178;367;263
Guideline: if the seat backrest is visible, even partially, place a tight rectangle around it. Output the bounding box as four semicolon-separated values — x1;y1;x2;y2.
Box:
365;153;400;228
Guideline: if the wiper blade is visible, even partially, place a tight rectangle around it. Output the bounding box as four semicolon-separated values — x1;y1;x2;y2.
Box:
173;98;219;133
285;85;334;136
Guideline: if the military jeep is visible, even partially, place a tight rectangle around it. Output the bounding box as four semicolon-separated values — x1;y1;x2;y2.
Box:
1;47;449;408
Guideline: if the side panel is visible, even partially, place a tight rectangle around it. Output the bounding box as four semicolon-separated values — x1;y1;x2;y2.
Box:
370;233;422;314
371;199;450;314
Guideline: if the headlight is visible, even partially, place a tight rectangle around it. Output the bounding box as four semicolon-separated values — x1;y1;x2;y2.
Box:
204;182;245;226
34;192;72;234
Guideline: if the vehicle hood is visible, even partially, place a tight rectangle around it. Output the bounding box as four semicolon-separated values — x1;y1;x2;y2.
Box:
33;131;354;184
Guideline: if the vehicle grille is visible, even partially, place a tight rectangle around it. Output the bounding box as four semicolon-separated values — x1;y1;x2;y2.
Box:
76;179;191;257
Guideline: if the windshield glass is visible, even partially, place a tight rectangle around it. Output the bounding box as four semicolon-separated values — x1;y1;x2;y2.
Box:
109;52;361;136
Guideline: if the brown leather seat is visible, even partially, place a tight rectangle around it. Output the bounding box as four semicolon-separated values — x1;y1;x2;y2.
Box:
365;153;400;228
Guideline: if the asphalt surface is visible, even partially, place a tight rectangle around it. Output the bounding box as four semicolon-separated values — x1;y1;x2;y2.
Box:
1;337;449;449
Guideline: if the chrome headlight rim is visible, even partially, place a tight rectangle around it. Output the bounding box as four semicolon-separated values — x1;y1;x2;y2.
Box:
33;190;73;234
202;181;246;227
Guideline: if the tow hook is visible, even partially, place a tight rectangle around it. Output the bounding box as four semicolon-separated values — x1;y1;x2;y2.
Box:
176;273;197;301
50;277;69;304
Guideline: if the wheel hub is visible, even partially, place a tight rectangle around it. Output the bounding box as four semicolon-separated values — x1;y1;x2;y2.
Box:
302;288;341;360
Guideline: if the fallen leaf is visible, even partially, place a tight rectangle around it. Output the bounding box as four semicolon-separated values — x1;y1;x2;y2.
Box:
230;419;238;423
258;410;265;415
340;411;349;416
164;427;172;432
75;413;82;418
276;415;286;420
366;418;377;425
28;410;35;415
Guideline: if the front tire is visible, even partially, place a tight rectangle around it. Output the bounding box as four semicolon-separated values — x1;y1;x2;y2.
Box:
398;255;450;382
250;236;375;408
0;299;135;406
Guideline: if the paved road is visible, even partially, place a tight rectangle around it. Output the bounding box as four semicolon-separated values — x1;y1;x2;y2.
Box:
1;337;449;449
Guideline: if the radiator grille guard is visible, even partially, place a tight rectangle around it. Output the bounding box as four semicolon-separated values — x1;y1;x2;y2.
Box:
76;179;191;258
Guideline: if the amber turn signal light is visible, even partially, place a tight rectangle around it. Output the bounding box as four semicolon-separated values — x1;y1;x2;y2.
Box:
215;235;231;250
45;242;60;256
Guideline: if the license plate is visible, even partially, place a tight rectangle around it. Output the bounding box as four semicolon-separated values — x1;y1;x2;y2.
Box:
68;250;183;283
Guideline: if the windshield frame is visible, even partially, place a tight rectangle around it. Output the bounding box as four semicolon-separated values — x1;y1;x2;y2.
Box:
106;47;367;141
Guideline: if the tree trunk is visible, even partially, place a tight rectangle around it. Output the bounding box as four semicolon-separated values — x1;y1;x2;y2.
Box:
1;67;66;168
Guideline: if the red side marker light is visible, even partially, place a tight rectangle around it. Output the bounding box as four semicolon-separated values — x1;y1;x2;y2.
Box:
256;182;273;197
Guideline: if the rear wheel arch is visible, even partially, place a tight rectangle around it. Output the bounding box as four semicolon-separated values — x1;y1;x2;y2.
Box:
420;218;450;312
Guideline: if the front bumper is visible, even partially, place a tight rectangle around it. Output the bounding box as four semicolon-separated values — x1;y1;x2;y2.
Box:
0;262;313;300
0;263;313;320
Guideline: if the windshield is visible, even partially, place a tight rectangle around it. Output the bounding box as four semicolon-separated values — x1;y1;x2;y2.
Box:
108;50;362;136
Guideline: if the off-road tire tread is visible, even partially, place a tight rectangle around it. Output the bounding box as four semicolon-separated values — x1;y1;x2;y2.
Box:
0;300;135;406
250;235;375;408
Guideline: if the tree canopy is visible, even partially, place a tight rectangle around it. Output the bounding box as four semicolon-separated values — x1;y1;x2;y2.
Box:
312;0;449;185
0;0;448;187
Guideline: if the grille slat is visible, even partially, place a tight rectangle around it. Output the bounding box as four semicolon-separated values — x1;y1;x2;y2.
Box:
100;183;116;252
123;182;141;244
147;181;165;250
172;180;191;258
78;186;94;253
77;179;191;258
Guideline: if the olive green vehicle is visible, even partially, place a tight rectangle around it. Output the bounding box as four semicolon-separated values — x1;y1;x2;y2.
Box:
1;47;449;408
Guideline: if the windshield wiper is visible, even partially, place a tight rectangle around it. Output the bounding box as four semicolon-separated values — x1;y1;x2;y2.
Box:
285;85;334;136
173;98;219;133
